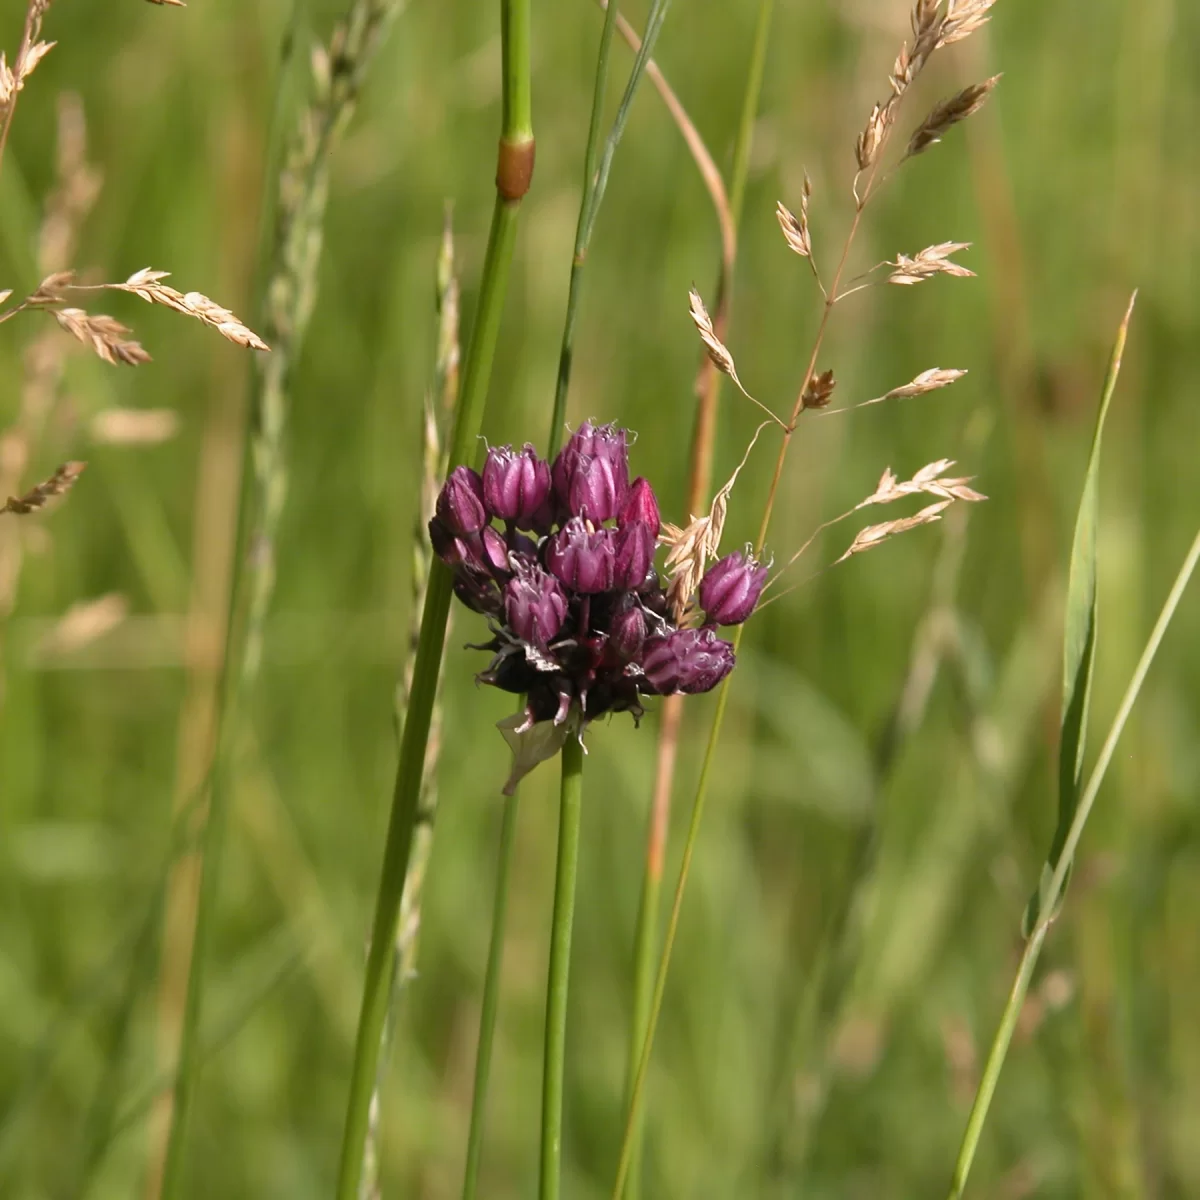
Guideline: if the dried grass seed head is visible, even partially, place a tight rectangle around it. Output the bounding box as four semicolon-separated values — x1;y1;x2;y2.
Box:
888;241;975;285
837;500;951;563
117;268;269;351
859;458;987;508
938;0;1000;47
802;368;837;410
51;307;151;366
884;367;968;400
2;460;86;515
906;75;1001;159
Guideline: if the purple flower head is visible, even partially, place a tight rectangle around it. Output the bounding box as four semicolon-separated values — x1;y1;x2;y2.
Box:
699;550;768;626
642;626;735;695
545;517;615;594
552;421;630;522
619;476;660;538
483;443;552;529
612;519;655;591
435;465;487;535
504;564;568;650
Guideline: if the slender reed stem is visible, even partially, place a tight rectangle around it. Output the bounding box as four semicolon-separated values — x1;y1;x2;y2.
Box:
550;0;674;451
336;1;533;1187
540;737;585;1200
613;128;892;1200
622;6;774;1195
947;525;1200;1198
460;792;521;1200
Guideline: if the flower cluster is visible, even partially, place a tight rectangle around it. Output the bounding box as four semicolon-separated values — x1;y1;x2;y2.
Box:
429;421;767;738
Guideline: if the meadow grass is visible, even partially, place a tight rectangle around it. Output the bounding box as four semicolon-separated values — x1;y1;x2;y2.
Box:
1;1;1198;1197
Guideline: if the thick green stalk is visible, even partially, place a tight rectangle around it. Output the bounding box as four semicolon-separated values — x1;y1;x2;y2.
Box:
336;191;523;1200
540;738;586;1200
946;526;1200;1198
460;793;521;1200
336;0;533;1179
622;9;773;1195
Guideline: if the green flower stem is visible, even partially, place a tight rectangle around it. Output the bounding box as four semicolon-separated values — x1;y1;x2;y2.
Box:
540;737;586;1200
461;791;520;1200
336;0;532;1183
947;524;1200;1198
622;6;774;1195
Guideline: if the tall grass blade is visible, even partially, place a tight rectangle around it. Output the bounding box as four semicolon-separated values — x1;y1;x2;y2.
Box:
1022;292;1136;935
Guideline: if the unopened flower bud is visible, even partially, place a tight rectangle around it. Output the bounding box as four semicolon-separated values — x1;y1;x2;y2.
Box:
608;603;646;663
504;565;568;649
551;421;631;521
619;476;660;537
483;443;552;528
699;550;768;626
642;627;735;695
612;519;655;591
545;517;615;593
435;465;487;535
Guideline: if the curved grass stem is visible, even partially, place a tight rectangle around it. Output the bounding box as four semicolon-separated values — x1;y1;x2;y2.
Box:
947;522;1200;1198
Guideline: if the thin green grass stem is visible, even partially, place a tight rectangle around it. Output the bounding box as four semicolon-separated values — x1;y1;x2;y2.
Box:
621;7;774;1195
540;737;585;1200
550;0;673;451
612;659;735;1200
461;791;520;1200
947;524;1200;1198
336;190;523;1199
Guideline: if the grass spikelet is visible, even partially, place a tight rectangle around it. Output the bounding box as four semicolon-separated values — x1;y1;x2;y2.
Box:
1;459;85;514
801;368;837;410
888;241;975;284
858;459;987;507
837;500;951;562
906;76;1002;159
48;307;151;365
938;0;1000;47
109;269;269;350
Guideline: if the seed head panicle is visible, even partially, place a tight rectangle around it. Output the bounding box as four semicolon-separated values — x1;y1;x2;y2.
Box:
906;76;1001;160
888;242;975;285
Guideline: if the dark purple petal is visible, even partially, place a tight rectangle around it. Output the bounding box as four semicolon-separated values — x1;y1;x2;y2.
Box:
619;476;661;537
435;465;487;535
482;443;552;528
641;626;735;695
612;520;655;591
545;517;615;594
699;550;768;626
503;565;568;649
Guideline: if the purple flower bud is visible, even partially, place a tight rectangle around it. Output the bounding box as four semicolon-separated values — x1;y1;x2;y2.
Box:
699;550;768;626
619;476;660;537
545;517;615;593
608;603;646;663
480;525;511;576
551;421;630;522
641;627;735;695
435;466;488;535
482;443;552;529
504;565;568;649
612;520;655;591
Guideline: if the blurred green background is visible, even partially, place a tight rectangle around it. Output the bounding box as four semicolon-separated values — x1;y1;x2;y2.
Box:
2;0;1198;1196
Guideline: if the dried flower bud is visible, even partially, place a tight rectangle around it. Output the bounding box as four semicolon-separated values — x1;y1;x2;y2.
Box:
802;369;837;410
545;517;615;594
608;602;646;664
699;550;768;626
483;443;552;528
552;421;631;522
454;571;502;617
619;476;661;537
435;465;487;535
612;519;656;591
504;565;568;649
642;626;735;695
